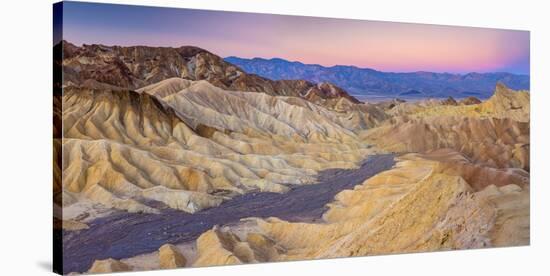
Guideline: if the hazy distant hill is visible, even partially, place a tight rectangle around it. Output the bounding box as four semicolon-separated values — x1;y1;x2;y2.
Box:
225;56;530;99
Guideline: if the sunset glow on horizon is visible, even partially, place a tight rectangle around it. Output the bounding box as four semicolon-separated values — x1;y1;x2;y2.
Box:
59;2;530;75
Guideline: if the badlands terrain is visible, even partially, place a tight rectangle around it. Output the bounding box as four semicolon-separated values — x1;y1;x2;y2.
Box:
54;41;530;274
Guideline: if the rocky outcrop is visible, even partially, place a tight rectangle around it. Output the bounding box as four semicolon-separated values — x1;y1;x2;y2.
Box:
459;96;482;105
60;79;385;217
139;78;362;142
383;84;529;121
88;258;131;273
59;41;359;107
61;219;89;231
159;244;186;269
441;96;458;105
364;116;529;170
140;78;386;130
407;150;529;190
194;228;246;266
191;150;529;266
194;226;283;267
364;84;530;170
480;82;530;122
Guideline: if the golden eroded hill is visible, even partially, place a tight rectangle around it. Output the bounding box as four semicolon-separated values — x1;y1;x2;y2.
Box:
138;78;387;134
386;83;529;122
59;79;384;223
190;149;529;267
363;84;530;170
73;82;529;272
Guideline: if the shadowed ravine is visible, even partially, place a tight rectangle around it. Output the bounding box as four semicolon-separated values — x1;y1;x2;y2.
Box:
62;154;395;273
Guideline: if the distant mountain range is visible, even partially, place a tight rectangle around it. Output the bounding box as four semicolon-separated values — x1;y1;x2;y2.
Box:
225;56;530;99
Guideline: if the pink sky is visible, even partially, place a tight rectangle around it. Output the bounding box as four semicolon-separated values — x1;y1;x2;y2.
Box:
61;2;530;74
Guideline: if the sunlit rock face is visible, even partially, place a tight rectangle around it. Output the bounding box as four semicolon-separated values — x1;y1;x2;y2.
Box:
363;84;530;170
58;77;387;219
191;150;529;267
158;244;187;269
87;258;131;273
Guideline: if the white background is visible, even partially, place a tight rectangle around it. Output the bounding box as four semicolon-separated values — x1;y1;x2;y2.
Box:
0;0;549;275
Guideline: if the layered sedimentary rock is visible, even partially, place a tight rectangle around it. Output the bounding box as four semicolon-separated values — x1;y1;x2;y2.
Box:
87;258;130;273
57;41;402;237
363;84;530;170
59;78;384;220
364;116;529;169
385;83;529;122
159;244;187;269
459;96;482;105
191;149;529;266
480;83;530;122
59;41;359;107
441;96;458;105
138;78;384;136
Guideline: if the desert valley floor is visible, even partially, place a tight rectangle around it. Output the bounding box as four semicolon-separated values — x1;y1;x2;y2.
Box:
54;42;530;274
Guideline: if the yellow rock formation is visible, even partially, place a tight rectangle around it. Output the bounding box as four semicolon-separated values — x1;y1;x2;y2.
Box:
159;244;187;269
191;150;529;266
385;83;529;122
364;116;529;169
480;83;530;122
363;84;530;170
87;258;131;273
60;79;383;217
61;219;89;231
